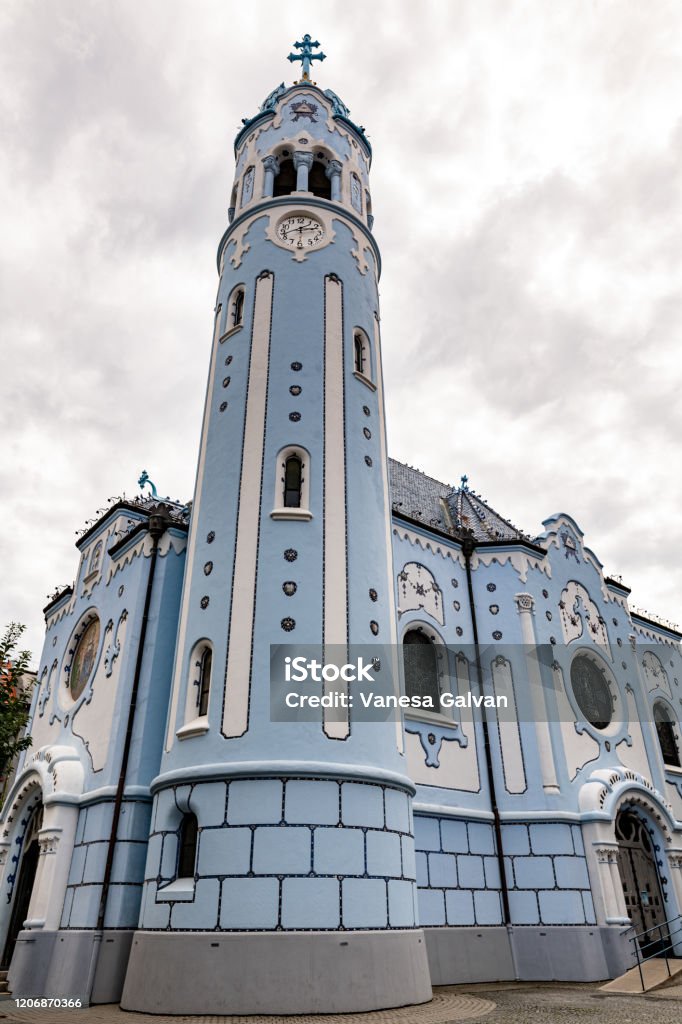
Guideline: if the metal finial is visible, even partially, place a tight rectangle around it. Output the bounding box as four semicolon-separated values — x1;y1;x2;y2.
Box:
460;474;469;491
287;34;326;82
138;470;158;498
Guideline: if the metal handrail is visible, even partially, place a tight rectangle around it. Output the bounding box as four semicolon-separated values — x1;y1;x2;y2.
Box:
629;910;682;941
629;912;682;991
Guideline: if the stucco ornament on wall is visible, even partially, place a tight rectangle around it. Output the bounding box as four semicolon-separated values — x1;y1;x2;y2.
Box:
643;651;672;697
397;562;444;625
560;581;611;654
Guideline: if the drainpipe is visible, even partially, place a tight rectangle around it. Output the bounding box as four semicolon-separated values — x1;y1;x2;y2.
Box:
85;506;169;1000
462;533;512;930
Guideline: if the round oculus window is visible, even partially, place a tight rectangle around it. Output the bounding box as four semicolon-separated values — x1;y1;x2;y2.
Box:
570;654;613;730
70;618;100;700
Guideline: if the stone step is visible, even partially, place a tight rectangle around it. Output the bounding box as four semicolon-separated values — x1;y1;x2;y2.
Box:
600;957;682;994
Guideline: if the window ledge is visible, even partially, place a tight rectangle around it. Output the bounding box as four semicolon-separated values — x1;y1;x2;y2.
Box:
664;764;682;775
405;709;458;728
353;371;377;392
220;324;243;343
270;508;313;521
176;716;210;740
156;878;195;902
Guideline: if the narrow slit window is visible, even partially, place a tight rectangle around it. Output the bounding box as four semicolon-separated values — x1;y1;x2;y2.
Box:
232;288;245;327
177;813;198;879
655;703;681;768
353;328;371;381
284;455;302;508
354;333;365;375
197;648;212;717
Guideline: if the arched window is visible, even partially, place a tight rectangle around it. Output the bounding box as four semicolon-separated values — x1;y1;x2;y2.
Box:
403;629;440;704
197;647;212;717
284;454;302;508
177;813;198;879
231;287;245;328
271;447;312;521
354;334;365;375
273;158;296;197
352;328;372;385
655;703;681;768
309;160;331;200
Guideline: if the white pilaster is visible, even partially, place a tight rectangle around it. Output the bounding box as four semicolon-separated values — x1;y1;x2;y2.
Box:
514;593;559;792
322;275;349;740
222;271;274;738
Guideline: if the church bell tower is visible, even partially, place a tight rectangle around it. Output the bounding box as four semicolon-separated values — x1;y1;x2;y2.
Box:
122;37;432;1015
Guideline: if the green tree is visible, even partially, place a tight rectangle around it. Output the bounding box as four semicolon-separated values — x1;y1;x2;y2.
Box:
0;623;34;799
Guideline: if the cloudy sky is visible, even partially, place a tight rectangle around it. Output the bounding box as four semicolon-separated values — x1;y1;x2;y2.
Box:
2;0;681;663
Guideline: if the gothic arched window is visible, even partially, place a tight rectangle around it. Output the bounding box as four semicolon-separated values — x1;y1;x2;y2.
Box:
177;813;198;879
284;454;303;508
197;647;212;718
403;629;440;705
655;702;681;768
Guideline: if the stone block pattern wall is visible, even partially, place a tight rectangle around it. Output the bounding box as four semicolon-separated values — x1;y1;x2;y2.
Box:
139;777;418;932
502;822;596;926
414;815;503;926
61;798;152;930
415;817;596;928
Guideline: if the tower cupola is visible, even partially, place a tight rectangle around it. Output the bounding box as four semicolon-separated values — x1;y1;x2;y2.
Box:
227;36;373;232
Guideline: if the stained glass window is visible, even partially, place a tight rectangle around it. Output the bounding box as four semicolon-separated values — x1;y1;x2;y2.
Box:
570;654;612;729
70;618;100;700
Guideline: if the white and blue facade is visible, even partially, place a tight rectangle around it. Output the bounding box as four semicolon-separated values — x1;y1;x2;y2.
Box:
2;39;682;1014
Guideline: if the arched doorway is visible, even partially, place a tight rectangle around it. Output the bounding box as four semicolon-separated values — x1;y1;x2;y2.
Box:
1;804;42;970
615;808;668;952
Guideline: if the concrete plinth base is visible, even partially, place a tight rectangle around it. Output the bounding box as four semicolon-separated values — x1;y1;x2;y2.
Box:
424;924;634;985
121;929;432;1015
425;927;515;985
8;929;134;1004
511;925;633;982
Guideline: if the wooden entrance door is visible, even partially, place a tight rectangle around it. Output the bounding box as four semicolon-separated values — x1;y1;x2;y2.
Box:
616;809;668;952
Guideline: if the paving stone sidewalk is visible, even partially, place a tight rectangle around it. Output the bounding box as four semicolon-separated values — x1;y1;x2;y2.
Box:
3;982;682;1024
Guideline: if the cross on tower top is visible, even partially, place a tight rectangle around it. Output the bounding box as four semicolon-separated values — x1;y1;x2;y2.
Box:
287;34;326;82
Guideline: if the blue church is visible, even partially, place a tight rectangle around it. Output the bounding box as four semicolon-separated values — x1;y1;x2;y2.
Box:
3;37;682;1014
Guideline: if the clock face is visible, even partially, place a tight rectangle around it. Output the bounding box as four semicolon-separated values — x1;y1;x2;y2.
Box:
277;214;325;250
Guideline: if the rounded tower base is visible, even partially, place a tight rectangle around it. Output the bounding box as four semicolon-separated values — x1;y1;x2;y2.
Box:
121;928;432;1014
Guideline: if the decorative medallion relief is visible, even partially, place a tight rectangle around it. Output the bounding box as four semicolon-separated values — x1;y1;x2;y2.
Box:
559;581;610;654
397;562;444;625
643;651;672;697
